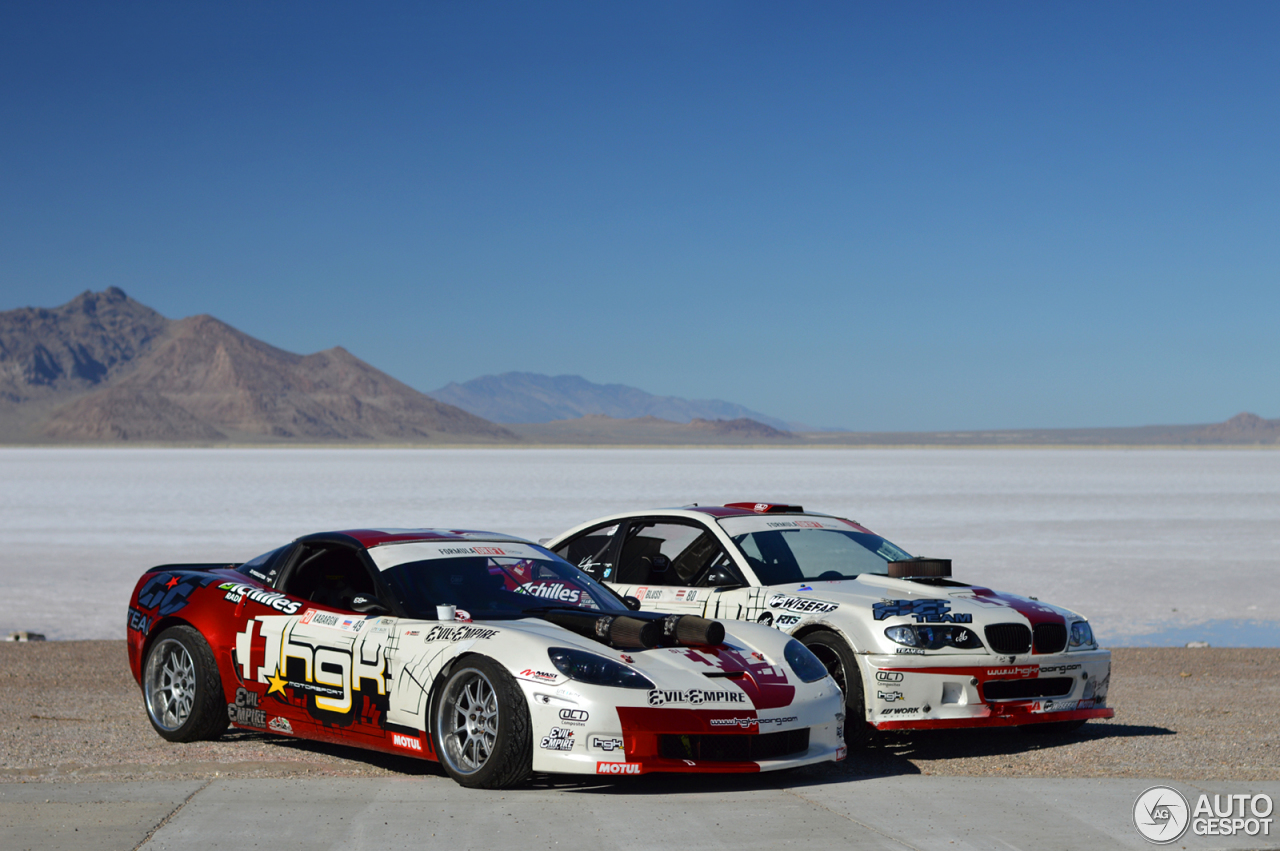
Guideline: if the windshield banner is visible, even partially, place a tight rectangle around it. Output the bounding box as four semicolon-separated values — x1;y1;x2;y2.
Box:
368;541;549;572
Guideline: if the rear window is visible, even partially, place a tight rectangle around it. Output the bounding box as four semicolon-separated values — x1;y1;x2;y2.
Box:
236;546;289;585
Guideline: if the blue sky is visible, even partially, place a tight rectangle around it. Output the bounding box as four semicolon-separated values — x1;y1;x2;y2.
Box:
2;2;1277;430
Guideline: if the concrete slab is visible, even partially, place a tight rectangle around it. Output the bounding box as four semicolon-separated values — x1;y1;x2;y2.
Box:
7;777;1278;851
792;777;1280;851
0;782;204;851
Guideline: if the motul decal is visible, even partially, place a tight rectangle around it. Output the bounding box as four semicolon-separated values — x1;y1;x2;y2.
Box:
596;762;642;775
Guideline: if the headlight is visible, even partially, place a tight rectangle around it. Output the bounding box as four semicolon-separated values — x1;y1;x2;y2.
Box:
547;647;654;689
784;639;829;683
1069;621;1095;648
884;624;983;650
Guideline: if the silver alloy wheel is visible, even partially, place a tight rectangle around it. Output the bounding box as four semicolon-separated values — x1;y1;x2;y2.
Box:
144;638;197;732
436;667;500;775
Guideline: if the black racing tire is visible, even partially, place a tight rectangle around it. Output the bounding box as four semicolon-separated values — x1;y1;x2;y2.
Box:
801;631;871;747
431;655;533;789
142;625;229;743
1020;718;1088;736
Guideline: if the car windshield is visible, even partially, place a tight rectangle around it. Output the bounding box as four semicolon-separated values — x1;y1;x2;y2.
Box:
718;515;912;584
368;540;628;620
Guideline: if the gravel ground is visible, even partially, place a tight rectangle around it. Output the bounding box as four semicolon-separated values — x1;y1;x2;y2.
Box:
1;642;1275;784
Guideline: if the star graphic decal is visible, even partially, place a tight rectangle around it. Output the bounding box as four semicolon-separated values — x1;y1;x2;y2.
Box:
165;576;180;589
266;668;288;696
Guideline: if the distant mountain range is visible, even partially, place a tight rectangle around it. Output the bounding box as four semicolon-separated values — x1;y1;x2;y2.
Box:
429;372;806;430
0;289;513;442
1;290;1275;446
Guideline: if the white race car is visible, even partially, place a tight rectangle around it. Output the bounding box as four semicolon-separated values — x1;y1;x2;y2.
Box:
126;528;844;788
547;503;1114;744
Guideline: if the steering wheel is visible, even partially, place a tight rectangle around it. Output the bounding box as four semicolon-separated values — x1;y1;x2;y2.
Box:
817;571;845;580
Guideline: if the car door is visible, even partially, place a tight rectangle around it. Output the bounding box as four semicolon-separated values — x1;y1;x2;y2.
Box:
607;519;744;617
234;542;395;744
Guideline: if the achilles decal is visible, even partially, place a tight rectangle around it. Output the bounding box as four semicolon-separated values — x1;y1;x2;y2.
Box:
519;581;584;604
220;582;302;615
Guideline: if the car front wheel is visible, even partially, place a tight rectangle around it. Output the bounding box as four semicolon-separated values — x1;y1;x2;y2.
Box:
142;625;229;742
801;631;870;747
432;656;532;789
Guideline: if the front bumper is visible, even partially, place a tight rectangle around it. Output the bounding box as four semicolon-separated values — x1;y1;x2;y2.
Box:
527;686;845;775
862;648;1114;730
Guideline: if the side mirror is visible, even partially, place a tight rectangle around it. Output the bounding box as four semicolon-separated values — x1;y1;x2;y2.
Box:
622;596;642;611
350;595;390;616
703;569;740;587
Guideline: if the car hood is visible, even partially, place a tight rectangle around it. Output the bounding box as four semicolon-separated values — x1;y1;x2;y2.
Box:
760;574;1083;630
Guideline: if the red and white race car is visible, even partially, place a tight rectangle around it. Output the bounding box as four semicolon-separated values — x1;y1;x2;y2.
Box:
126;528;844;787
547;503;1114;744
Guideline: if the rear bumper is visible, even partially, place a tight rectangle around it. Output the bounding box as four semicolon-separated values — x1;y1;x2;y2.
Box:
862;648;1113;730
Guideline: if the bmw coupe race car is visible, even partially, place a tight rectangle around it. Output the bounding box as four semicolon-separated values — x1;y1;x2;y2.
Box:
546;503;1114;744
126;528;844;788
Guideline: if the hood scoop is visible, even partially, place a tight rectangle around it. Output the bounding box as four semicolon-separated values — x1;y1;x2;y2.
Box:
541;610;726;651
888;557;952;579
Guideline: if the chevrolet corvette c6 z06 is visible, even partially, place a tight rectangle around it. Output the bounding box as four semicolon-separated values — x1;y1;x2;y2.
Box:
545;503;1114;745
126;528;845;788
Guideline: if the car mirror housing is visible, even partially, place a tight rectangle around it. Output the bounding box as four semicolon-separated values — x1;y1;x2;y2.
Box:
350;595;390;616
622;595;642;611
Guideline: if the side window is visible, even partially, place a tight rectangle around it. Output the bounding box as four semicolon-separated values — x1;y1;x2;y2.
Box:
616;522;731;586
280;544;379;611
237;545;290;585
554;523;621;581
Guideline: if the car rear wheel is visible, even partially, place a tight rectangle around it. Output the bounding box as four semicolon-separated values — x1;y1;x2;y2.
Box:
801;631;870;747
142;625;229;742
432;656;532;789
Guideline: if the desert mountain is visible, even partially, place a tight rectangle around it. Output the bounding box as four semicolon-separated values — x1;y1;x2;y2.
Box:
1185;412;1280;444
509;414;796;445
1;291;515;443
429;371;803;429
0;287;167;401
